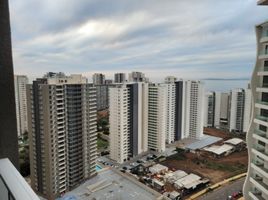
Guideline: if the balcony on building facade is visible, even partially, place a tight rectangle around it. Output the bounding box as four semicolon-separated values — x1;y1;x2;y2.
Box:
249;191;266;200
250;177;268;195
0;159;39;200
259;50;268;59
251;162;268;179
258;66;268;76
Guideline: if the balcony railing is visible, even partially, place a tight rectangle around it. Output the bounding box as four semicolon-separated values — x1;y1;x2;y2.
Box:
255;129;268;138
253;144;266;152
259;50;268;56
256;115;268;122
252;177;268;192
256;100;268;106
262;31;268;38
249;191;266;200
252;159;264;167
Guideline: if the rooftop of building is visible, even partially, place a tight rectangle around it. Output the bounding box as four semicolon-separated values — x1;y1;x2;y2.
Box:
186;134;222;150
224;138;244;146
203;144;234;155
57;168;161;200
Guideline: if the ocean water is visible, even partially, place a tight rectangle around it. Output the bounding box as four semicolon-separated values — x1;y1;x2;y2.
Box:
204;79;250;92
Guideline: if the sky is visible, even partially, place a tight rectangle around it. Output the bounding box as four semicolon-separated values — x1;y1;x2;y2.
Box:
9;0;268;90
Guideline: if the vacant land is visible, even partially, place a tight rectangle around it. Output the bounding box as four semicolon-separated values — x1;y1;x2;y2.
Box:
204;127;246;140
161;149;248;184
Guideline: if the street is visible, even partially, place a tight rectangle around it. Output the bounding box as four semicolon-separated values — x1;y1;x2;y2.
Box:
197;177;245;200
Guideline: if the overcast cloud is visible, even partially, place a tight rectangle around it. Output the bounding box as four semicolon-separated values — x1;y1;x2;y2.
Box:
9;0;268;86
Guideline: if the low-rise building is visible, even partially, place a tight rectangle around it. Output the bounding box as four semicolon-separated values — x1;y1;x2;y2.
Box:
164;170;188;184
203;144;234;157
174;173;202;190
149;164;168;175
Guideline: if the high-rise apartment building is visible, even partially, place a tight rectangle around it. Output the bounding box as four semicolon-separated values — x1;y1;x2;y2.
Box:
114;73;126;83
228;88;252;133
214;92;222;129
164;76;176;144
204;92;215;128
0;0;19;168
109;82;148;163
148;84;167;152
95;84;115;111
109;84;130;164
14;75;28;136
244;1;268;199
105;79;113;85
27;74;97;199
128;71;148;82
175;80;204;140
243;88;252;133
219;92;230;129
229;88;246;133
92;73;105;85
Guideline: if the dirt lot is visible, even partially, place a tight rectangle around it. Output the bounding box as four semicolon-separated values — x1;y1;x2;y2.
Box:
161;149;248;184
204;127;246;140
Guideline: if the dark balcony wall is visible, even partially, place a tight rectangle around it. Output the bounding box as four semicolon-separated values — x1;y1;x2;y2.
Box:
0;0;19;168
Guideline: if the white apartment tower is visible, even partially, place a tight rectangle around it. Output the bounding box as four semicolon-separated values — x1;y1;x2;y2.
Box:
244;1;268;199
27;73;97;200
229;88;246;133
109;85;130;163
148;84;167;152
164;76;176;144
244;88;253;133
109;82;148;163
204;92;215;128
214;92;222;129
14;75;28;136
175;80;204;140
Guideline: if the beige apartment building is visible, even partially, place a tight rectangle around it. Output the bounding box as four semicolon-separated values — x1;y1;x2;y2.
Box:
27;73;97;200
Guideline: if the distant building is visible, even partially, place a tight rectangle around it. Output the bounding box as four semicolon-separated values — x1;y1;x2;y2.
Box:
214;92;222;129
164;76;176;144
243;88;252;133
93;73;105;85
204;92;215;128
148;84;167;152
229;88;251;133
95;84;114;111
105;79;113;85
219;92;230;129
109;84;129;163
109;82;148;163
229;88;245;133
27;73;97;199
14;75;29;136
128;71;148;82
175;80;205;140
114;73;126;83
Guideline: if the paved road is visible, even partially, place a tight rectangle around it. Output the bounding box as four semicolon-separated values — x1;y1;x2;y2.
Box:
197;177;245;200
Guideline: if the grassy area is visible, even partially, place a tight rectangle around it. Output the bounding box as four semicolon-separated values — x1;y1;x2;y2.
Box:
97;138;109;149
167;148;187;160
